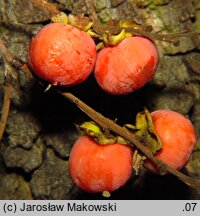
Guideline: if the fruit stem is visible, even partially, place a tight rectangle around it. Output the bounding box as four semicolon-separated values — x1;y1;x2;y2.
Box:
93;23;200;46
61;91;200;192
30;0;200;46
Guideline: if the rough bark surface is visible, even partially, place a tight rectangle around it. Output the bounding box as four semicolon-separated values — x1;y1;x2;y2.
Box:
0;0;200;199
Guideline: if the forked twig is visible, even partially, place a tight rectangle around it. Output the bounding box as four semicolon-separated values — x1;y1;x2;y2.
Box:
0;38;32;141
30;0;200;46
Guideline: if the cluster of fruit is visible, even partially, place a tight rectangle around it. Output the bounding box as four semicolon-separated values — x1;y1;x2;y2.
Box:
28;19;197;196
28;22;158;95
69;110;196;195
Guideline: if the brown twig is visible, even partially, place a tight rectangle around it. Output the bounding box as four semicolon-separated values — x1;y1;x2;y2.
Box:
0;39;33;78
0;40;12;141
93;24;200;46
31;0;60;17
0;40;17;66
0;83;11;141
0;82;11;139
61;92;200;192
0;39;24;69
29;0;200;46
0;38;33;141
85;0;99;22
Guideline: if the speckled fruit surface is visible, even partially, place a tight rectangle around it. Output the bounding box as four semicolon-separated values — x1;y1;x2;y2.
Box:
28;23;96;86
94;36;159;95
145;110;197;173
69;136;134;193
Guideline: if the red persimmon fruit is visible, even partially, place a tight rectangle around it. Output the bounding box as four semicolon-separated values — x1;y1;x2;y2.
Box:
94;36;159;95
69;135;134;193
28;23;96;86
145;110;197;173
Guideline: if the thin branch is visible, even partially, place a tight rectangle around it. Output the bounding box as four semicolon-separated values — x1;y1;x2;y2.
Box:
61;92;200;192
0;38;33;78
0;39;23;69
0;39;18;66
85;0;99;22
30;0;60;17
0;38;33;141
0;40;12;141
29;0;200;46
0;82;11;141
93;24;200;46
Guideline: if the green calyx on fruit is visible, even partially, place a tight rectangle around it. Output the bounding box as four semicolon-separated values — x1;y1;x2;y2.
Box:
49;12;200;49
124;108;162;174
125;107;162;154
77;108;162;175
68;14;93;32
102;29;132;47
78;121;103;136
78;108;162;154
50;12;68;24
77;121;128;145
133;149;146;175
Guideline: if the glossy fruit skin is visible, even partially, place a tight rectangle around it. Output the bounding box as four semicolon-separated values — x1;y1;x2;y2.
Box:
145;110;197;173
69;135;134;193
28;23;96;86
94;36;159;95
